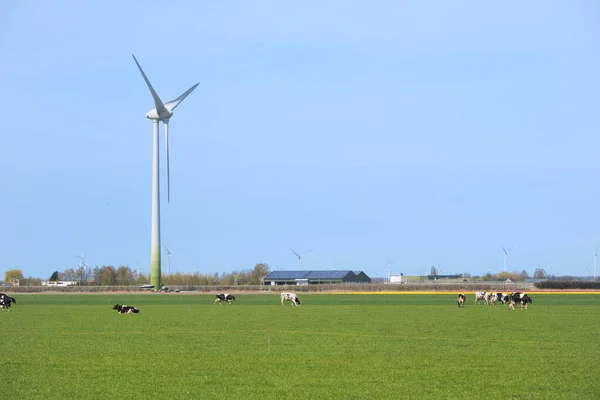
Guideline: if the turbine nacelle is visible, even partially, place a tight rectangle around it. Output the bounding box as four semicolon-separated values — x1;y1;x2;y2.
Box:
146;109;173;121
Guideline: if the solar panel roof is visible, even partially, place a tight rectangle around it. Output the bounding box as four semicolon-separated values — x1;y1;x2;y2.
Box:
264;270;360;280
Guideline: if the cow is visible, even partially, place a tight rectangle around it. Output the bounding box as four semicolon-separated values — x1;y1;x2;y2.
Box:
487;292;498;305
112;304;140;314
496;292;511;305
0;294;16;311
214;293;236;305
475;291;488;305
281;292;301;307
457;293;465;307
508;293;532;310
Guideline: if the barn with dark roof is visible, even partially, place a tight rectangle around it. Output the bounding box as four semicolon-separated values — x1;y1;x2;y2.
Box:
263;270;371;285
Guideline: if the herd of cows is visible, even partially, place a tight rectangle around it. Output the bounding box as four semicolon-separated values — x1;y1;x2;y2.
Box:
2;291;532;313
110;292;302;314
458;291;533;310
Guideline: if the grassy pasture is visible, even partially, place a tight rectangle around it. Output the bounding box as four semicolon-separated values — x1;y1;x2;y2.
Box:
2;293;599;399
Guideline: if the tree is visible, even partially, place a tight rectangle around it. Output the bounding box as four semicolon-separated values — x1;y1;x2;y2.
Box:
250;263;270;285
49;271;59;281
99;266;117;286
533;268;548;279
61;268;77;281
5;269;24;282
495;271;519;281
116;266;132;285
518;270;530;281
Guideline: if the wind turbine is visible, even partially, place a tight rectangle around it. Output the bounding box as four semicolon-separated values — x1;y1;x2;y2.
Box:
386;259;395;283
132;54;199;290
165;246;172;275
290;248;311;271
74;253;85;269
594;245;598;279
74;253;86;285
501;245;513;272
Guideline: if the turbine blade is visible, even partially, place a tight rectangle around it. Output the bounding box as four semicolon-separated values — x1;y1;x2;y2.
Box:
501;245;507;254
290;248;301;258
165;83;199;112
132;54;167;114
164;120;170;204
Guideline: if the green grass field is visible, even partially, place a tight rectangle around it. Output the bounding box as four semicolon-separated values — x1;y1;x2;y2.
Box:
3;293;599;399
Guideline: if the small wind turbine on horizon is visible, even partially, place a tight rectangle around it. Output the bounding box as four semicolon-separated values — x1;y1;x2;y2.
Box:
594;245;598;279
74;253;85;269
290;248;312;271
386;259;396;283
74;253;87;285
501;245;513;272
165;246;173;275
132;54;199;290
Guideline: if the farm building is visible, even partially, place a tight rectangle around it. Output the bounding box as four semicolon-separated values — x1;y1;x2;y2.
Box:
263;270;371;285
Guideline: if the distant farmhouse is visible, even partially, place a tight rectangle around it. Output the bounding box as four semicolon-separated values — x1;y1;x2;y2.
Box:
428;274;461;280
263;270;371;285
42;281;78;287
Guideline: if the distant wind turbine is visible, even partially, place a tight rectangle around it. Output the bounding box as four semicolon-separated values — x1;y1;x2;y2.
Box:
132;54;199;290
594;245;598;279
501;245;513;272
290;248;312;271
165;246;173;275
73;253;87;285
386;259;396;283
74;253;85;269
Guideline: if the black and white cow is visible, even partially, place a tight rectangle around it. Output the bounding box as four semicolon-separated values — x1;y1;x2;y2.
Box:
508;293;532;310
112;304;140;314
457;293;465;307
281;292;301;307
214;293;236;305
0;293;16;311
496;292;511;305
475;291;488;305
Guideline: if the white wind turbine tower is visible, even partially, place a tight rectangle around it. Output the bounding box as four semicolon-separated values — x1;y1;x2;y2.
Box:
132;55;199;290
386;259;395;283
501;245;513;272
74;253;85;269
74;253;86;285
165;246;173;275
594;245;598;279
290;248;312;271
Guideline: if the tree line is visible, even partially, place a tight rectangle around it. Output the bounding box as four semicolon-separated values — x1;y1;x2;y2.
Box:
4;264;271;287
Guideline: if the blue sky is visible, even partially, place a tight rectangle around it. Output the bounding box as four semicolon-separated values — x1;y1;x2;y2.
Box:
1;1;599;280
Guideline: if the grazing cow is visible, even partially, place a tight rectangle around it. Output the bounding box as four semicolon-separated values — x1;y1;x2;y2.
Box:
112;304;140;314
508;293;532;310
280;292;301;307
487;292;498;305
214;293;236;305
0;294;16;311
475;291;488;305
496;292;511;305
457;293;465;307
